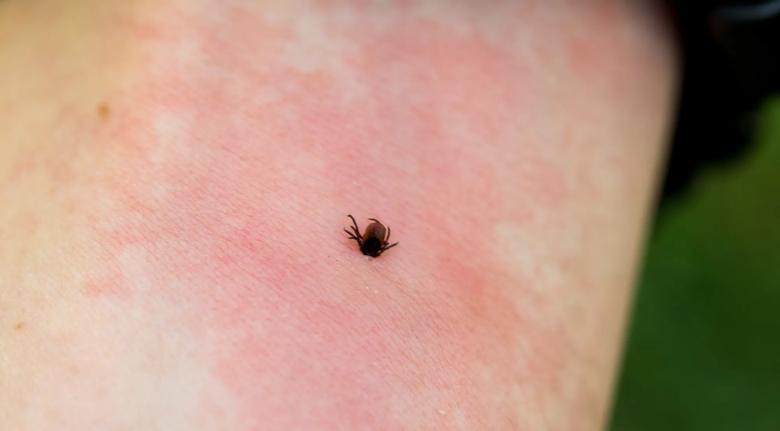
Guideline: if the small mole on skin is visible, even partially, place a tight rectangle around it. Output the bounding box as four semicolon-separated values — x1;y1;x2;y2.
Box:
14;321;25;331
97;102;111;121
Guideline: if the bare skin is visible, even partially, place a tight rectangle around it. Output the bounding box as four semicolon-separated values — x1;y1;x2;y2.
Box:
0;1;677;430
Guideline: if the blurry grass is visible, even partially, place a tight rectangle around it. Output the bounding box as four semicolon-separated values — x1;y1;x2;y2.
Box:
609;98;780;431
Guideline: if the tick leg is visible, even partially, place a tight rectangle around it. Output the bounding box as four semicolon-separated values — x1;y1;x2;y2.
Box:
382;242;398;251
344;229;360;241
348;214;359;230
385;227;392;242
375;241;398;257
349;225;362;239
347;214;362;239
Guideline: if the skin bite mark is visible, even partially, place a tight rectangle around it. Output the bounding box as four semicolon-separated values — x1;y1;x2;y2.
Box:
80;4;574;429
0;0;674;428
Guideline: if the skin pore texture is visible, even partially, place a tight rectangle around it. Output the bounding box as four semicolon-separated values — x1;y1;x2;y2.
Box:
0;1;676;430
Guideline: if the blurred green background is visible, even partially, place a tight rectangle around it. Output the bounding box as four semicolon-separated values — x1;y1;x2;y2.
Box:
609;98;780;431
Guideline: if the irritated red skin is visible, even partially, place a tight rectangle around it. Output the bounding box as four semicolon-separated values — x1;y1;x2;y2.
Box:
21;1;675;429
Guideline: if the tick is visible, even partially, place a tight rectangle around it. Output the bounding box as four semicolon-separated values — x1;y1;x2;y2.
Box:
344;214;398;257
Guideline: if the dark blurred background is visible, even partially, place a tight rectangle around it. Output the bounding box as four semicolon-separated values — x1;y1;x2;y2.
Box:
609;99;780;430
609;1;780;429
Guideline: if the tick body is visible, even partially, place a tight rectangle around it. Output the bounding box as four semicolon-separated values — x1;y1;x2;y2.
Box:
345;215;398;257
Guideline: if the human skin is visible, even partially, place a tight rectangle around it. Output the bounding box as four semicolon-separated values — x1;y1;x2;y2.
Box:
0;1;676;430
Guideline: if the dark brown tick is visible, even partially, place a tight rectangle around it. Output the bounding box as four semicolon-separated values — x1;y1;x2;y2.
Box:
344;214;398;257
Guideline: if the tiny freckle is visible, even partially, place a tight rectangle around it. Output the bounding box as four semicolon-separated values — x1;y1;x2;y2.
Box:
14;321;25;331
97;102;111;120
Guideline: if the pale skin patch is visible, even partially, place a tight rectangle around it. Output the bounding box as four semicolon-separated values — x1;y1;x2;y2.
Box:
0;1;677;430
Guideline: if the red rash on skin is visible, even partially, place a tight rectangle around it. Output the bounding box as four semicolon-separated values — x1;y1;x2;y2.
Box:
68;2;655;429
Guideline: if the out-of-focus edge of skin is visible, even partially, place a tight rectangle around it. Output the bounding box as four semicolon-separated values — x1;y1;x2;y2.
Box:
605;0;682;427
